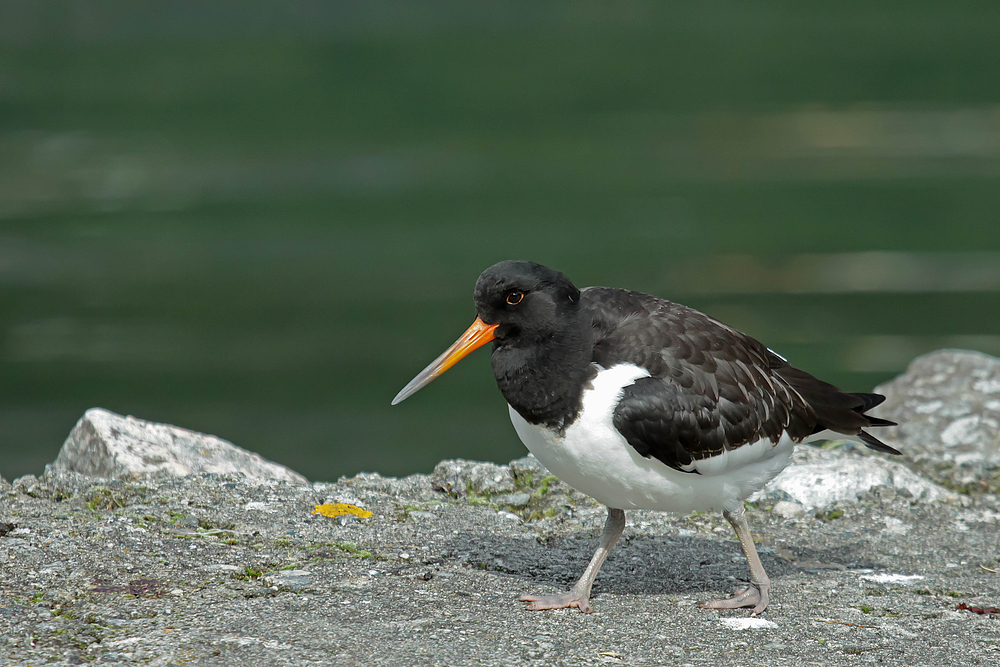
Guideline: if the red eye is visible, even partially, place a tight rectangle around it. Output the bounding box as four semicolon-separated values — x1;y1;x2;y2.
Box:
506;291;524;305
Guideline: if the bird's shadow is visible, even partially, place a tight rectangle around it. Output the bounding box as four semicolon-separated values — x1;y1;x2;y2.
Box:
447;528;884;598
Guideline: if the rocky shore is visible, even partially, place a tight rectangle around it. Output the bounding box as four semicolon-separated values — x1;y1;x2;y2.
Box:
1;350;998;666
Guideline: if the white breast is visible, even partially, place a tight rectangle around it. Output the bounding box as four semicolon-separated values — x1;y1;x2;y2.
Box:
507;363;795;514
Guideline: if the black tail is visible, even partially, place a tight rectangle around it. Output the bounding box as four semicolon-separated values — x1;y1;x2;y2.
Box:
857;429;902;455
848;392;901;455
773;362;902;455
850;392;886;412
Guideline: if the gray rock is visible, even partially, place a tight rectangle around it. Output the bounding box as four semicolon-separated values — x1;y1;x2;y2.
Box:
431;459;516;497
493;492;532;508
508;454;550;484
338;471;440;501
763;445;957;510
873;349;1000;492
52;408;307;483
0;458;997;667
11;474;44;498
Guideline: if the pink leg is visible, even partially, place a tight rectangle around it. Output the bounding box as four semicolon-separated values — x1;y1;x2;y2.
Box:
699;505;771;615
520;507;625;613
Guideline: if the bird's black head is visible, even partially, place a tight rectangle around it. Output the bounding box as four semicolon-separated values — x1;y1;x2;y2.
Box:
473;260;581;344
391;260;584;407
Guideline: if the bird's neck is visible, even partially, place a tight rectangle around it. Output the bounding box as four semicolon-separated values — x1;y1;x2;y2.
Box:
490;321;594;432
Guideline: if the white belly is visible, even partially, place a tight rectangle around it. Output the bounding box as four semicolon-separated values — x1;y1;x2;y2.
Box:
507;364;795;514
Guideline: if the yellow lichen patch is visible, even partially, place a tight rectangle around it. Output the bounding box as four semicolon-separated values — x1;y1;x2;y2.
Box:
312;503;373;519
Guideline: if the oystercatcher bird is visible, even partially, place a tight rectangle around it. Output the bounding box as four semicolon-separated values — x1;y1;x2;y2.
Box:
392;260;898;614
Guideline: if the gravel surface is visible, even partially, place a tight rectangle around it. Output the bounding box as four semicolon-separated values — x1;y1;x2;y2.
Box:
2;461;998;666
4;350;1000;665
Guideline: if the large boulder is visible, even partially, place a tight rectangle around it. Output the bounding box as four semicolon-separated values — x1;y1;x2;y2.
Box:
872;349;1000;493
52;408;307;483
762;444;957;510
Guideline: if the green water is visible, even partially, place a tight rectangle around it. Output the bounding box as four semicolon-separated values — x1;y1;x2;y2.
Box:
2;3;1000;481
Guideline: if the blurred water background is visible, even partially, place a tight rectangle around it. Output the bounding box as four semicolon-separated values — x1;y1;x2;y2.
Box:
2;1;1000;481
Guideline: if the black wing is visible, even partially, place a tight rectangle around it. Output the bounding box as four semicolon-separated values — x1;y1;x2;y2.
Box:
581;287;898;473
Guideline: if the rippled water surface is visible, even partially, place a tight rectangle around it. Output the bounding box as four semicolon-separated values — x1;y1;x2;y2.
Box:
2;4;999;480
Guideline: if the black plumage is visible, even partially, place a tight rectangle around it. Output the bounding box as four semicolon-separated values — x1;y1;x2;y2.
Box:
580;286;899;471
461;262;899;472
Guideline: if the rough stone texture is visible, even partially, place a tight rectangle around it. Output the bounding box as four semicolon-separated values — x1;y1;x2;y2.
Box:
873;349;1000;493
771;500;805;519
431;459;517;497
763;445;958;510
0;462;996;667
263;569;313;593
336;471;441;503
52;408;307;484
508;454;551;484
5;351;1000;664
438;446;957;515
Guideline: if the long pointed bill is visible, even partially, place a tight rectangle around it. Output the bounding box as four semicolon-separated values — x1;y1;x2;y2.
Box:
391;317;499;405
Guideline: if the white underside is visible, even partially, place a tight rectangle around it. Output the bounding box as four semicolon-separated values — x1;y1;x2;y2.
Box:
508;363;831;514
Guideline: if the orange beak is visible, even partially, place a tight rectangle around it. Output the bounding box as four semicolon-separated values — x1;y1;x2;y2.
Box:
391;317;499;405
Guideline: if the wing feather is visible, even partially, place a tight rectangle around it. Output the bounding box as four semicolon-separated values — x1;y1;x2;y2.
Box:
581;287;898;471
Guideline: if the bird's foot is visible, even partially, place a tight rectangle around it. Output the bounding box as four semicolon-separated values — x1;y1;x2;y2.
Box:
520;590;592;613
699;582;769;615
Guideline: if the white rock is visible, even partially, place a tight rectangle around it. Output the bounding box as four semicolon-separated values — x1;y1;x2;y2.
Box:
770;500;805;518
860;573;924;585
874;349;1000;470
243;501;279;513
765;449;956;510
53;408;307;483
720;617;777;630
882;516;911;534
